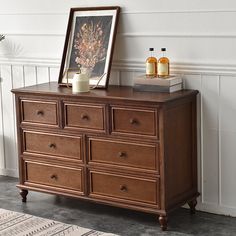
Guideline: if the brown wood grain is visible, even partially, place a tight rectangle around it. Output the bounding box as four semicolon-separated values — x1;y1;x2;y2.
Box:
26;161;83;192
23;130;82;160
21;99;58;126
88;137;158;171
12;83;199;231
64;102;105;131
89;170;159;206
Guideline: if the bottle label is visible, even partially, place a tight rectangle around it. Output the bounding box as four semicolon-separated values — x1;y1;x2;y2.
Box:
146;62;156;75
158;63;169;76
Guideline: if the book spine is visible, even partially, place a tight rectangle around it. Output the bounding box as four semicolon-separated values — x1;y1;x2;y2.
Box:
133;83;182;93
134;77;182;86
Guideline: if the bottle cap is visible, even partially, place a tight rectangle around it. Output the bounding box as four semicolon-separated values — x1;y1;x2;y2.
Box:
149;48;154;51
161;48;166;51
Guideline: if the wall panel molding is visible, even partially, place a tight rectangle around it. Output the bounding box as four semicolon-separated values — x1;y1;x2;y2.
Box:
1;9;236;16
113;60;236;75
3;32;236;38
1;58;236;75
0;57;60;67
2;32;65;37
123;9;236;14
118;33;236;38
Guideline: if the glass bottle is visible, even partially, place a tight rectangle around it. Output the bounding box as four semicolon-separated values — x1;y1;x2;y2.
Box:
146;48;157;77
157;48;169;77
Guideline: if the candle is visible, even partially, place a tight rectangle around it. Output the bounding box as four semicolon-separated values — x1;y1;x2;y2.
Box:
72;72;89;93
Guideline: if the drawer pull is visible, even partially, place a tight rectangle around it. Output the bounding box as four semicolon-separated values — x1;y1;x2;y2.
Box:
117;151;126;158
48;143;56;149
50;174;57;180
129;118;138;125
120;184;127;192
81;114;89;120
36;110;44;116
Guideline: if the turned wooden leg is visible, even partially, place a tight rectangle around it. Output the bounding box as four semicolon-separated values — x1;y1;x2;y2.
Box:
20;189;28;203
188;198;197;214
159;215;168;231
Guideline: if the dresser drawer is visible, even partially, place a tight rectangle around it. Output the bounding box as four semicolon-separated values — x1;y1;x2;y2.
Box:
64;103;104;131
23;131;82;160
88;138;158;171
90;171;159;206
21;100;58;126
111;107;157;137
25;162;83;191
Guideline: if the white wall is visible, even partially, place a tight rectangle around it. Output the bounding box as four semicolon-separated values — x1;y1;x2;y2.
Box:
1;0;236;217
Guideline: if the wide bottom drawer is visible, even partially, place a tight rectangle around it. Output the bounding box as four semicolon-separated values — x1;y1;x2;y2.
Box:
25;161;83;192
89;170;159;207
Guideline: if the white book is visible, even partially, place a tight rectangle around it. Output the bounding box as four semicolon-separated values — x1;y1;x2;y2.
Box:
134;75;182;86
133;83;183;93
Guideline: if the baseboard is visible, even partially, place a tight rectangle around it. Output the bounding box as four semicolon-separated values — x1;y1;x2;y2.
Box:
0;168;18;178
183;202;236;217
196;202;236;217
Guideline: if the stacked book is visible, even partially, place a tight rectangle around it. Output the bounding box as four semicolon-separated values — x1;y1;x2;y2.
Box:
133;75;183;93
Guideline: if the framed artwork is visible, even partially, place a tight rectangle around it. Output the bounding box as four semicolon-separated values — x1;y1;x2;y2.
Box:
58;6;120;89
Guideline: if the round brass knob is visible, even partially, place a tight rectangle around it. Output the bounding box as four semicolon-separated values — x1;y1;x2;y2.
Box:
117;152;126;158
120;185;127;192
129;118;137;125
48;143;56;149
36;110;44;116
81;114;89;120
50;174;57;180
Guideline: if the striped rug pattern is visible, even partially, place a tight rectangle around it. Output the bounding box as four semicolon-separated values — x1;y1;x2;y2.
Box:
0;208;117;236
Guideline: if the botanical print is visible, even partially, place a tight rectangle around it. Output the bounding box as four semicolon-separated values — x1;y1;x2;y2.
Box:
58;7;120;88
69;15;113;78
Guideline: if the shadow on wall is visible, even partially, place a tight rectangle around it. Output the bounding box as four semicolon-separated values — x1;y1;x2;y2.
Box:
0;37;25;58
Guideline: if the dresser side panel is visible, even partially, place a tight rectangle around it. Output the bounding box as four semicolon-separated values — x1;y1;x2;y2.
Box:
164;96;198;209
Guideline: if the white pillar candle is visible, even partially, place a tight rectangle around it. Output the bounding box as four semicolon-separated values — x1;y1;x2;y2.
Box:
72;72;89;93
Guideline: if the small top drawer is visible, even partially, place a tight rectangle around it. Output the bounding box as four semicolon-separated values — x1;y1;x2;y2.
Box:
21;99;58;126
111;107;157;137
64;103;105;131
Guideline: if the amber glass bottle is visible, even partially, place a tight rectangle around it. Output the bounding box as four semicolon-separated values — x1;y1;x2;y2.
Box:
157;48;169;77
146;48;157;77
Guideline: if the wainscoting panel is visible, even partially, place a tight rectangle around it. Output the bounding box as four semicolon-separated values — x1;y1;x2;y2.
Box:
200;75;220;205
0;63;60;177
182;74;202;201
0;65;18;175
219;76;236;209
0;69;5;170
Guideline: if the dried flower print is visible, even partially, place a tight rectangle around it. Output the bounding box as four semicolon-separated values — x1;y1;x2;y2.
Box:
73;21;106;70
68;15;112;78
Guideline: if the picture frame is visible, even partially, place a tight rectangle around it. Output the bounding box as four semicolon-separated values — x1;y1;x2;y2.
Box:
58;6;120;89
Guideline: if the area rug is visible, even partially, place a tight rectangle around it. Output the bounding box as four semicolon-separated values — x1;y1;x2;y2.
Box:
0;208;118;236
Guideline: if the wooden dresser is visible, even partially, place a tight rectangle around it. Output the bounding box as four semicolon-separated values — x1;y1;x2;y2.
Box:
12;82;199;230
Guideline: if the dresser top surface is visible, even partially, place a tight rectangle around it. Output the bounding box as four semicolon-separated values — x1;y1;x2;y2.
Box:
12;82;198;103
